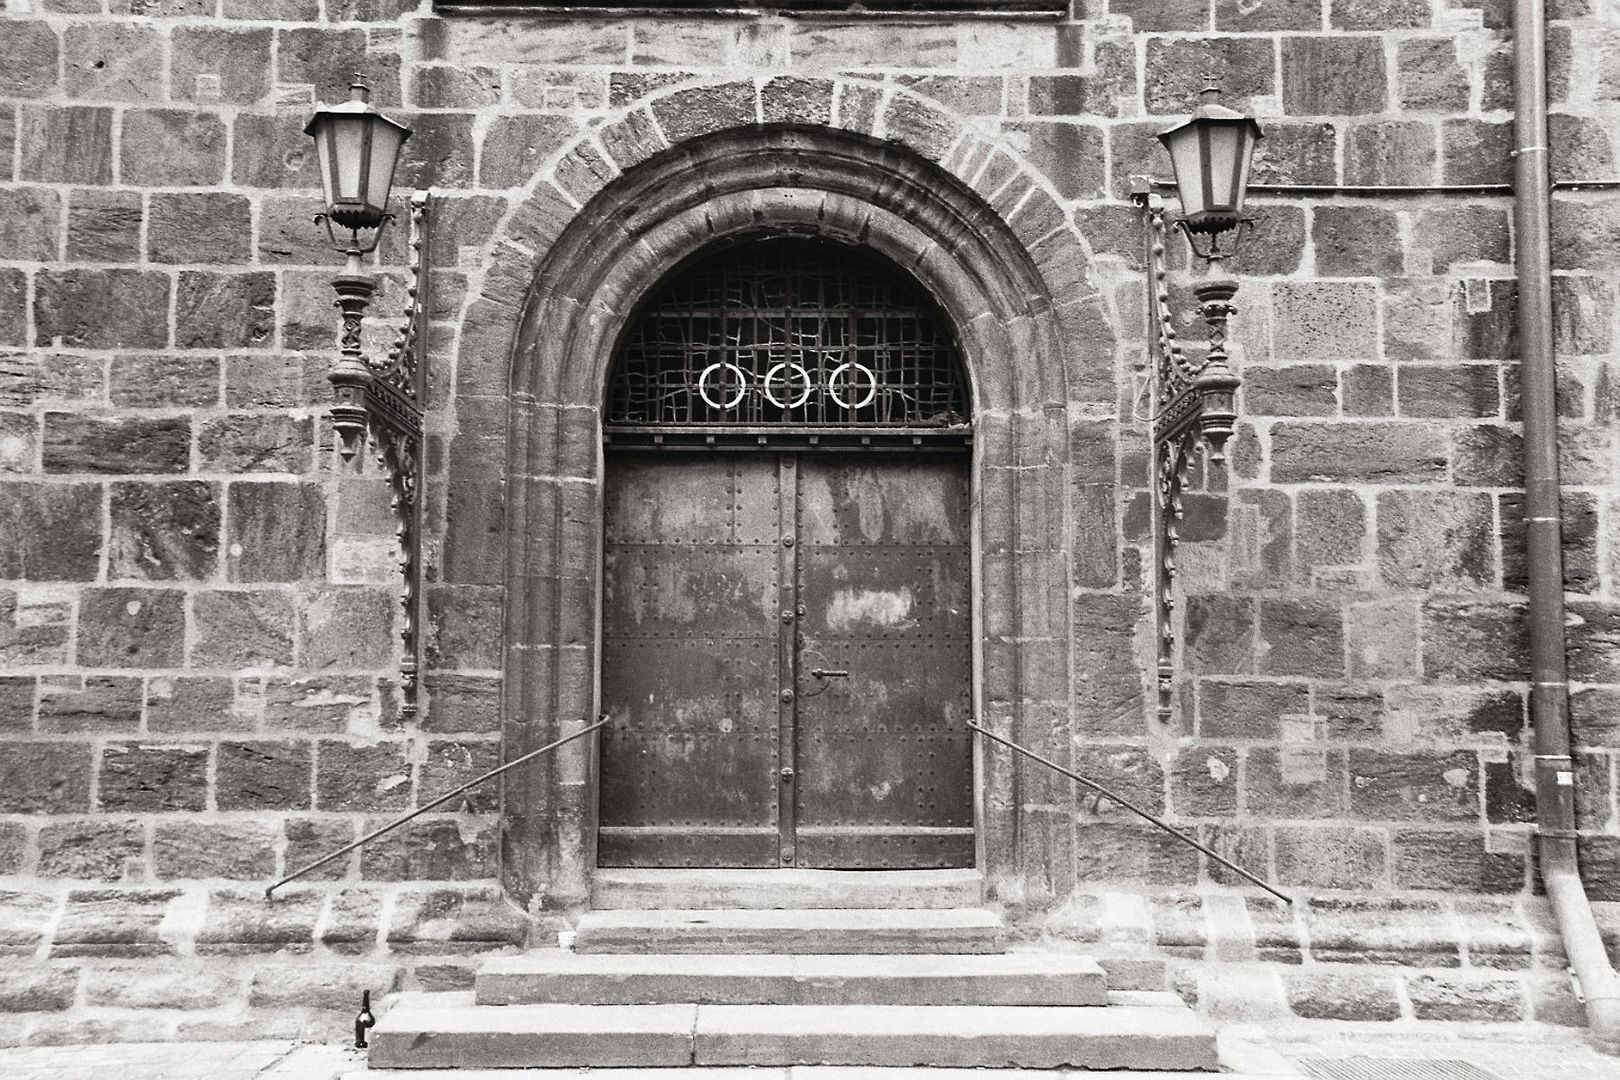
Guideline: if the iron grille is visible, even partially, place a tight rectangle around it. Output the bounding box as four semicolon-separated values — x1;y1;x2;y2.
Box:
608;240;970;428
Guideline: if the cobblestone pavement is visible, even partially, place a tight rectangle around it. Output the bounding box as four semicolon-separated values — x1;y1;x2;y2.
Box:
0;1028;1617;1079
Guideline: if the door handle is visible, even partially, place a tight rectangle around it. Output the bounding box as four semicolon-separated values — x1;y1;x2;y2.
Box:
809;669;849;678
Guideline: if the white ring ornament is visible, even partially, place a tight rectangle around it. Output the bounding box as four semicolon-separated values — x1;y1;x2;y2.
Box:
827;361;878;410
696;362;749;411
762;362;814;410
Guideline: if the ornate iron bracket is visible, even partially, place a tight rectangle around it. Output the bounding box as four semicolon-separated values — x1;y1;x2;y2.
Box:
1132;181;1243;725
328;192;431;719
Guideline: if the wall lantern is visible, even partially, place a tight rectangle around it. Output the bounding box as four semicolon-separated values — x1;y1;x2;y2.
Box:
306;76;433;719
1128;83;1261;727
304;76;412;257
1156;84;1263;257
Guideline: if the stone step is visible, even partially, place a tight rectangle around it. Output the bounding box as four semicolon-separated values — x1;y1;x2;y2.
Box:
368;992;1220;1071
573;908;1005;955
476;951;1108;1006
591;868;983;910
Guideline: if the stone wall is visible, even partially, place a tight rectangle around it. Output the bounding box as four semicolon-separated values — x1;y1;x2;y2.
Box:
0;0;1618;1044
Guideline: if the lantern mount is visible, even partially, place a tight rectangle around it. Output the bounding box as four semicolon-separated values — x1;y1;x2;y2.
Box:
1128;84;1261;727
304;75;412;267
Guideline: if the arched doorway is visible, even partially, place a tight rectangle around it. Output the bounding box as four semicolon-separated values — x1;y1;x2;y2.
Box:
597;238;974;869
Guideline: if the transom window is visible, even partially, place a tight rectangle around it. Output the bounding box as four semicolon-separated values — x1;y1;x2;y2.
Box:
607;239;970;431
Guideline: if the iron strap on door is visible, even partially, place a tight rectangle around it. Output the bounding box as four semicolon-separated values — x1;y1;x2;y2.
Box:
777;454;799;866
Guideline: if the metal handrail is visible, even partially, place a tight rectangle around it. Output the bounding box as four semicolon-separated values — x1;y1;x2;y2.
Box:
265;718;609;899
967;720;1291;904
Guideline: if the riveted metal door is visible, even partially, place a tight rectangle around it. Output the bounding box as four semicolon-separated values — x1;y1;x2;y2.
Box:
599;449;972;869
794;455;974;868
599;452;783;867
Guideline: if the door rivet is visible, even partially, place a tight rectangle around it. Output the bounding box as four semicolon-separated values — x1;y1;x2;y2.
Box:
783;536;794;547
780;689;794;702
780;767;794;782
781;610;794;623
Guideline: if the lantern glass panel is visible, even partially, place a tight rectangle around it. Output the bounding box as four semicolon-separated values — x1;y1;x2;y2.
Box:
364;123;409;215
1164;125;1207;220
1206;123;1240;213
330;114;369;204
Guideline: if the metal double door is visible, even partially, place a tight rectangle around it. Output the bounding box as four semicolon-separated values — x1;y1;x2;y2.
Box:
599;451;973;868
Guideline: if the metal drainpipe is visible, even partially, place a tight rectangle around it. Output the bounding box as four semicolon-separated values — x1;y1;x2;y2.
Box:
1515;0;1620;1048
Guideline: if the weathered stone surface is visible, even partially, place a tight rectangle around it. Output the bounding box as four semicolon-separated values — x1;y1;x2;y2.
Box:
386;887;529;953
0;20;60;99
316;740;412;811
0;968;77;1013
1312;207;1403;277
1397;39;1469;111
99;743;209;812
231;112;322;189
0;187;61;262
1501;490;1599;594
146;676;247;733
248;962;402;1009
360;816;499;880
1072;822;1200;887
174;271;275;349
37;677;141;734
148;194;253;264
1282;38;1388;115
1330;0;1429;27
196;888;320;953
1274;826;1387;890
478;114;580;189
422;674;501;733
1271;422;1448;484
0;482;102;580
1143;38;1274;114
77;588;186;668
67;190;143;262
1443;118;1512;185
192;590;296;669
36;820;144;882
282;818;356;885
1195;679;1307;740
1406;974;1525;1021
0;891;58;955
18;105;114;185
263;675;375;733
276;27;401;106
109;481;220;580
1344;120;1437;185
1422;598;1530;682
300;587;394;671
83;963;240;1009
1169;745;1238;817
421;740;501;813
227;481;327;582
1285;972;1400;1020
171;27;272;104
217;741;312;810
1392;830;1524;893
1271;281;1378;360
1348;749;1478;821
52;889;179;958
1257;598;1344;678
121;110;228;186
1375;490;1494;589
64;23;162;100
1183;595;1258;676
154;822;277;881
110;354;220;408
35;271;171;349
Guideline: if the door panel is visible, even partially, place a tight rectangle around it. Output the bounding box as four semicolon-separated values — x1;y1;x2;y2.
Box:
794;456;974;868
598;451;973;869
599;454;781;867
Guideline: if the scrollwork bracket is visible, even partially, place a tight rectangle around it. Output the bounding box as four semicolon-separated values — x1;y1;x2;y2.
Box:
1131;179;1244;726
327;192;431;720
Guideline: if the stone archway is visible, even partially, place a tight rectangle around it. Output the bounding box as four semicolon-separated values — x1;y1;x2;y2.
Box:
458;91;1120;910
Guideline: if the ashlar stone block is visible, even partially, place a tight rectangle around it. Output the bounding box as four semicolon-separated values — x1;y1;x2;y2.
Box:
109;481;220;581
98;743;209;813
